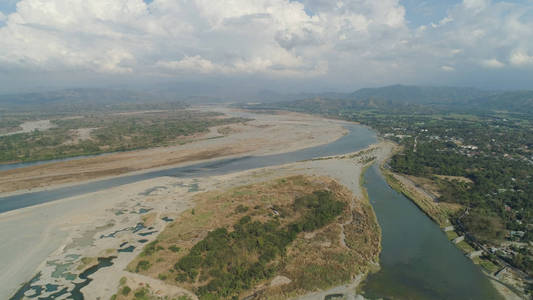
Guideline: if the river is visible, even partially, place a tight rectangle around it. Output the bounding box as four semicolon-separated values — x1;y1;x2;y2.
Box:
361;166;501;299
0;123;501;299
0;123;375;214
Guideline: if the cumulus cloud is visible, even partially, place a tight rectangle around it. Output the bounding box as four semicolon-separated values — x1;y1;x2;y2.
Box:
480;59;505;69
0;0;408;77
510;49;533;66
0;0;532;90
0;12;5;22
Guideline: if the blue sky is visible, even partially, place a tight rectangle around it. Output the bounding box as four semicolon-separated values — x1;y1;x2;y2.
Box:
401;0;462;26
0;0;533;93
0;0;18;14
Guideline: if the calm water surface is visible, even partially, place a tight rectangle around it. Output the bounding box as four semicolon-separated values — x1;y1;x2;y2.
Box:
361;166;501;300
0;124;376;213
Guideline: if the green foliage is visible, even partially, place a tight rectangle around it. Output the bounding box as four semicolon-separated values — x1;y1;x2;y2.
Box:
0;110;249;163
119;276;127;286
174;190;345;299
136;260;151;272
244;93;533;275
169;245;181;253
462;211;506;243
134;287;148;299
158;273;168;281
141;241;163;257
293;190;346;232
121;286;131;296
251;97;532;237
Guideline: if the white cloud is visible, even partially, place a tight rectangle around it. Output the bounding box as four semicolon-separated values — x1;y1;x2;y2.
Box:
0;0;409;79
0;0;532;89
0;12;6;22
480;59;505;69
462;0;489;13
157;56;220;74
431;16;453;28
510;49;533;66
441;65;455;72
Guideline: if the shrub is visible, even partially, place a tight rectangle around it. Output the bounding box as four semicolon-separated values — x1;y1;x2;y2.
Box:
136;260;151;272
121;286;131;296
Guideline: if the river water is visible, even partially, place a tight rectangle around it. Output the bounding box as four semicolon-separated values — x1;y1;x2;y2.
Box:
361;166;501;300
0;123;502;299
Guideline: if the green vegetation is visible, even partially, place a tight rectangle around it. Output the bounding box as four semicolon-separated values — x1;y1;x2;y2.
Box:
0;110;248;163
168;245;181;253
456;241;476;253
127;175;380;299
174;190;345;299
142;241;164;257
241;86;533;278
136;260;151;272
446;231;459;240
122;286;132;296
474;257;500;274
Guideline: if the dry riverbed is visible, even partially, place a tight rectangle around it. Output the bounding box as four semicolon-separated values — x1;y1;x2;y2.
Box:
0;139;393;300
0;108;348;194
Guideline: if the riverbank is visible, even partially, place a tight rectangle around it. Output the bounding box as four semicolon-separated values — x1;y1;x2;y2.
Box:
3;140;391;300
1;116;379;300
377;140;523;300
0;108;348;194
117;142;393;300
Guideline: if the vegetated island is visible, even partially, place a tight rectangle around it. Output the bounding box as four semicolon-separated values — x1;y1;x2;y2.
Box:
121;175;380;300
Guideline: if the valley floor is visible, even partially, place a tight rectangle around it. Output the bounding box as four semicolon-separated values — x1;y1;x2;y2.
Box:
0;107;347;195
1;139;392;300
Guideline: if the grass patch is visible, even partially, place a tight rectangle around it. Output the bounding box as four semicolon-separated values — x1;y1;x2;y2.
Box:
174;190;346;299
456;240;476;253
476;257;500;274
126;175;381;299
76;257;97;271
445;231;459;240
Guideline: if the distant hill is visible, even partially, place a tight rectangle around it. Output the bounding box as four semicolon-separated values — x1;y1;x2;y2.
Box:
2;85;532;114
469;91;533;114
0;88;186;112
347;85;492;104
242;85;533;115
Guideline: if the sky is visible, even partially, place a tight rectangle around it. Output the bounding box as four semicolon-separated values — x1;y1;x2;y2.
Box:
0;0;532;94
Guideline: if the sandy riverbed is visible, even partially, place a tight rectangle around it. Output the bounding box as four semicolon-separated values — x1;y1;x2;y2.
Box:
0;136;393;299
0;120;56;137
0;108;348;194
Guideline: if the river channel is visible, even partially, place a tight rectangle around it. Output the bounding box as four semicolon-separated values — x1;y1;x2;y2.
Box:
361;166;501;299
0;123;501;299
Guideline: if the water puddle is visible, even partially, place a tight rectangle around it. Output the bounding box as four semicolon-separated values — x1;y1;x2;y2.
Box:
138;231;157;236
162;216;174;222
100;223;145;239
118;245;136;253
9;256;116;300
